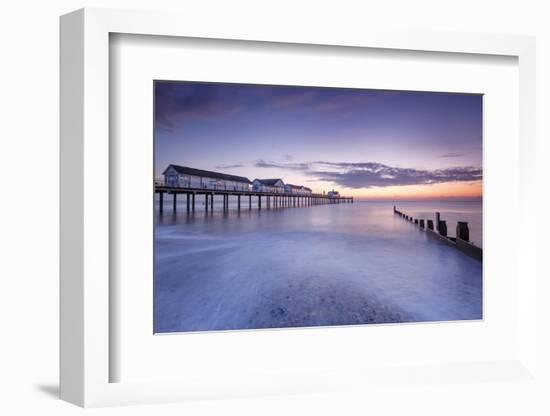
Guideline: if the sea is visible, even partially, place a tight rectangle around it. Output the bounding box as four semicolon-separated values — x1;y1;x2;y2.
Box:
154;200;483;333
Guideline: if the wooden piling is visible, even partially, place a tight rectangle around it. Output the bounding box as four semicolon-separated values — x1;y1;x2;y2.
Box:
439;220;447;237
427;219;434;230
456;222;470;242
159;192;164;213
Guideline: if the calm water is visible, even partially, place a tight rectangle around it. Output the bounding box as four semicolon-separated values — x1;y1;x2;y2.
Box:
154;201;482;333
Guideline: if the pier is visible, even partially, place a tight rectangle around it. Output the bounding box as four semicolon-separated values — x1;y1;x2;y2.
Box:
393;205;482;262
155;185;353;213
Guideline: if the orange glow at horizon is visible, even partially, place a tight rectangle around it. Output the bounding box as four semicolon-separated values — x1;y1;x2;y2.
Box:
342;180;483;201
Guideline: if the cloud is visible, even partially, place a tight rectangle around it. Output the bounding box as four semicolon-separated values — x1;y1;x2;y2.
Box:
155;82;387;133
439;152;466;158
313;164;482;189
215;163;246;169
253;159;482;188
270;90;319;109
155;83;247;131
268;89;379;118
254;159;310;170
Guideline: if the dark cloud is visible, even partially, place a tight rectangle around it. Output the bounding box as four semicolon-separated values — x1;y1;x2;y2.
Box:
155;82;247;131
312;165;482;188
254;160;482;188
155;82;385;132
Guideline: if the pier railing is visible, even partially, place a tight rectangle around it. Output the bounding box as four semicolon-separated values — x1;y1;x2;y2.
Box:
393;205;482;262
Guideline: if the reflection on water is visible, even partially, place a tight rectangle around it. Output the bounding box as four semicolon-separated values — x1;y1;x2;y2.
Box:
154;201;483;333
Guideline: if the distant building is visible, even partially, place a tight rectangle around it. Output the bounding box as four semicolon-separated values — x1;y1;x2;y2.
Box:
327;190;340;198
284;184;302;194
284;184;312;195
252;178;285;193
163;164;252;191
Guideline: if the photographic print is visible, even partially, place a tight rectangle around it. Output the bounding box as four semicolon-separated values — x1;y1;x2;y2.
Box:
154;81;483;334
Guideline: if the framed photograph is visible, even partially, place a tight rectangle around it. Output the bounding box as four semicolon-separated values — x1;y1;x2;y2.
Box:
60;8;538;408
153;80;483;334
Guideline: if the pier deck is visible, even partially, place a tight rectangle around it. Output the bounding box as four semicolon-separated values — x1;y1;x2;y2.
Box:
155;185;353;212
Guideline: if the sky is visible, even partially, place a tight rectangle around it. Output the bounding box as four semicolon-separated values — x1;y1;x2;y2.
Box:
154;81;482;201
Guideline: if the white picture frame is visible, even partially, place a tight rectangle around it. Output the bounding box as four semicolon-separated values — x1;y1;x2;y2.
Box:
60;7;538;408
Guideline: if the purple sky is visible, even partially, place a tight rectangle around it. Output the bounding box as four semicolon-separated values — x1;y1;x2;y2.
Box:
154;81;482;199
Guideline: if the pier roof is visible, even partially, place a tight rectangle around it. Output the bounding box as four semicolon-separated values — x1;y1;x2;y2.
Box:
164;164;252;184
253;178;285;186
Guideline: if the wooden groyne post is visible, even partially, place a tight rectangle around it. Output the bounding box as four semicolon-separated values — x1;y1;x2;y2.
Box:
438;220;447;237
427;219;434;231
456;221;470;242
393;206;482;262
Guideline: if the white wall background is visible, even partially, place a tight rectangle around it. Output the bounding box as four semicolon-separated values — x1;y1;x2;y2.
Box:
0;1;548;415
